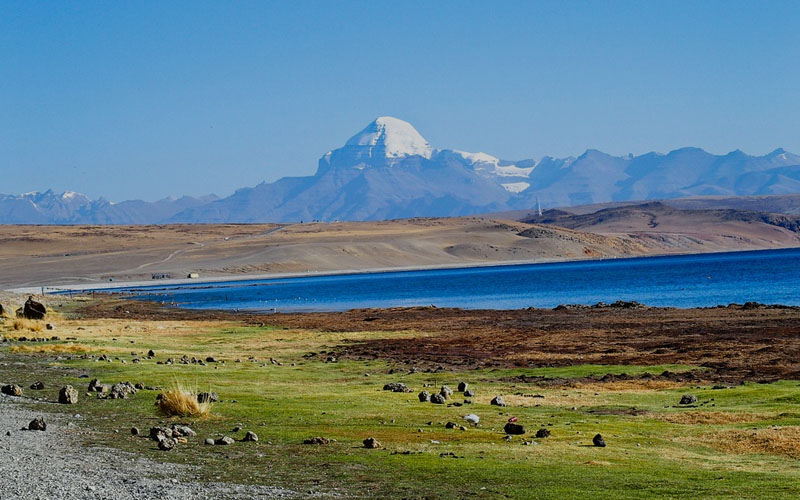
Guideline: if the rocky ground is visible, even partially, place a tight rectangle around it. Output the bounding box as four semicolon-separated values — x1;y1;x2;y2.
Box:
0;393;298;499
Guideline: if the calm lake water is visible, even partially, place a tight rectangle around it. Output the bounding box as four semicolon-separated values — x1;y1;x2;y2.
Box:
112;248;800;312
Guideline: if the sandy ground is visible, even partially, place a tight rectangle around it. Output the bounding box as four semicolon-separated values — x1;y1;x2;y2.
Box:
2;212;799;292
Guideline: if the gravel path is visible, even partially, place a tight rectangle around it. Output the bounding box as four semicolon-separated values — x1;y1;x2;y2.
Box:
0;394;298;500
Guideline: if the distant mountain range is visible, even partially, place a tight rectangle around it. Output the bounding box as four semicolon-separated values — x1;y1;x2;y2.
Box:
3;116;800;224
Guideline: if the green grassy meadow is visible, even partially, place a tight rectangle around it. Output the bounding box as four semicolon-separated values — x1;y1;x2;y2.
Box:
2;311;800;499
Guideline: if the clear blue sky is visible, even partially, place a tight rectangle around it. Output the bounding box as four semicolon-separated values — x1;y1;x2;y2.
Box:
1;1;798;201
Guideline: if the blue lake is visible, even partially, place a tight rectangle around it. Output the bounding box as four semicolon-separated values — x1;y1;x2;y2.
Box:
109;248;800;312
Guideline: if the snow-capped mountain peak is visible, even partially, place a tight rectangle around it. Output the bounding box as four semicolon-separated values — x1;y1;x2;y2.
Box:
344;116;433;159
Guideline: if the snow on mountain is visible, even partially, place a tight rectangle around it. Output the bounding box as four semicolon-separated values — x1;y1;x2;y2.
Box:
3;117;800;224
343;116;433;160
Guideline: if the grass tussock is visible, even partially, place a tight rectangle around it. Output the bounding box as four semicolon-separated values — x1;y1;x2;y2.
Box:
157;383;211;418
12;318;44;332
9;344;93;354
703;426;800;459
657;411;769;425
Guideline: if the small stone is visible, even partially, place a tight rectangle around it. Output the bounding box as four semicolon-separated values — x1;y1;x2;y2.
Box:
46;323;55;330
535;428;551;438
504;422;525;435
131;427;140;436
205;438;215;445
457;382;468;392
158;437;176;451
1;384;23;397
232;426;242;433
430;393;446;404
29;381;44;390
28;417;47;431
58;385;78;404
303;436;330;445
679;394;698;405
243;431;258;442
439;385;453;399
490;395;507;407
206;356;217;363
445;422;457;429
383;382;412;393
148;349;156;357
363;437;381;449
418;391;430;402
593;434;606;447
215;436;235;445
197;392;219;403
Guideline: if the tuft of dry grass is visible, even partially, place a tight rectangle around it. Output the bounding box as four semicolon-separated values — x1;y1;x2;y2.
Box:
701;426;800;459
655;411;770;425
157;383;211;418
12;318;44;332
9;344;93;354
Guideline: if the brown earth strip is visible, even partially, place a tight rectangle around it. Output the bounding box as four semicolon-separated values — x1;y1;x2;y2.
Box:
77;299;800;383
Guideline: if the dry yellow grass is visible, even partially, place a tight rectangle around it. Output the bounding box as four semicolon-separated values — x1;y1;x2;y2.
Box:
655;411;770;425
574;380;689;392
9;344;94;354
12;318;44;332
157;383;211;418
700;426;800;459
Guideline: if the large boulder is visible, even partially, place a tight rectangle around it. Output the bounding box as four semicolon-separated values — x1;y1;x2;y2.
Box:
23;297;46;320
58;385;78;404
457;382;468;392
439;385;453;399
418;391;430;402
430;393;446;404
679;394;698;405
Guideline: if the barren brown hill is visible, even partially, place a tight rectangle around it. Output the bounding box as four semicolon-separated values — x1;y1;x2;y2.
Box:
1;208;799;290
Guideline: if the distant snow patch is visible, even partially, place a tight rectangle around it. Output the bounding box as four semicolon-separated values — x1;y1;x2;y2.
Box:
501;182;530;193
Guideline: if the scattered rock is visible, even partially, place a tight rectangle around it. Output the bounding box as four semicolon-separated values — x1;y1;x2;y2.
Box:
303;437;330;445
23;297;46;320
464;390;475;397
383;382;412;393
418;391;430;402
243;431;258;442
29;381;44;390
490;395;507;407
430;393;446;404
158;437;176;451
58;385;78;404
362;437;381;449
215;436;234;445
535;428;551;438
171;425;196;437
45;323;55;330
147;350;156;357
131;427;140;436
504;423;525;435
439;385;453;399
679;394;698;405
197;392;219;403
457;382;468;392
150;426;173;442
28;417;47;431
445;422;457;429
1;384;23;397
205;438;215;445
206;356;217;363
593;434;606;447
110;382;137;399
